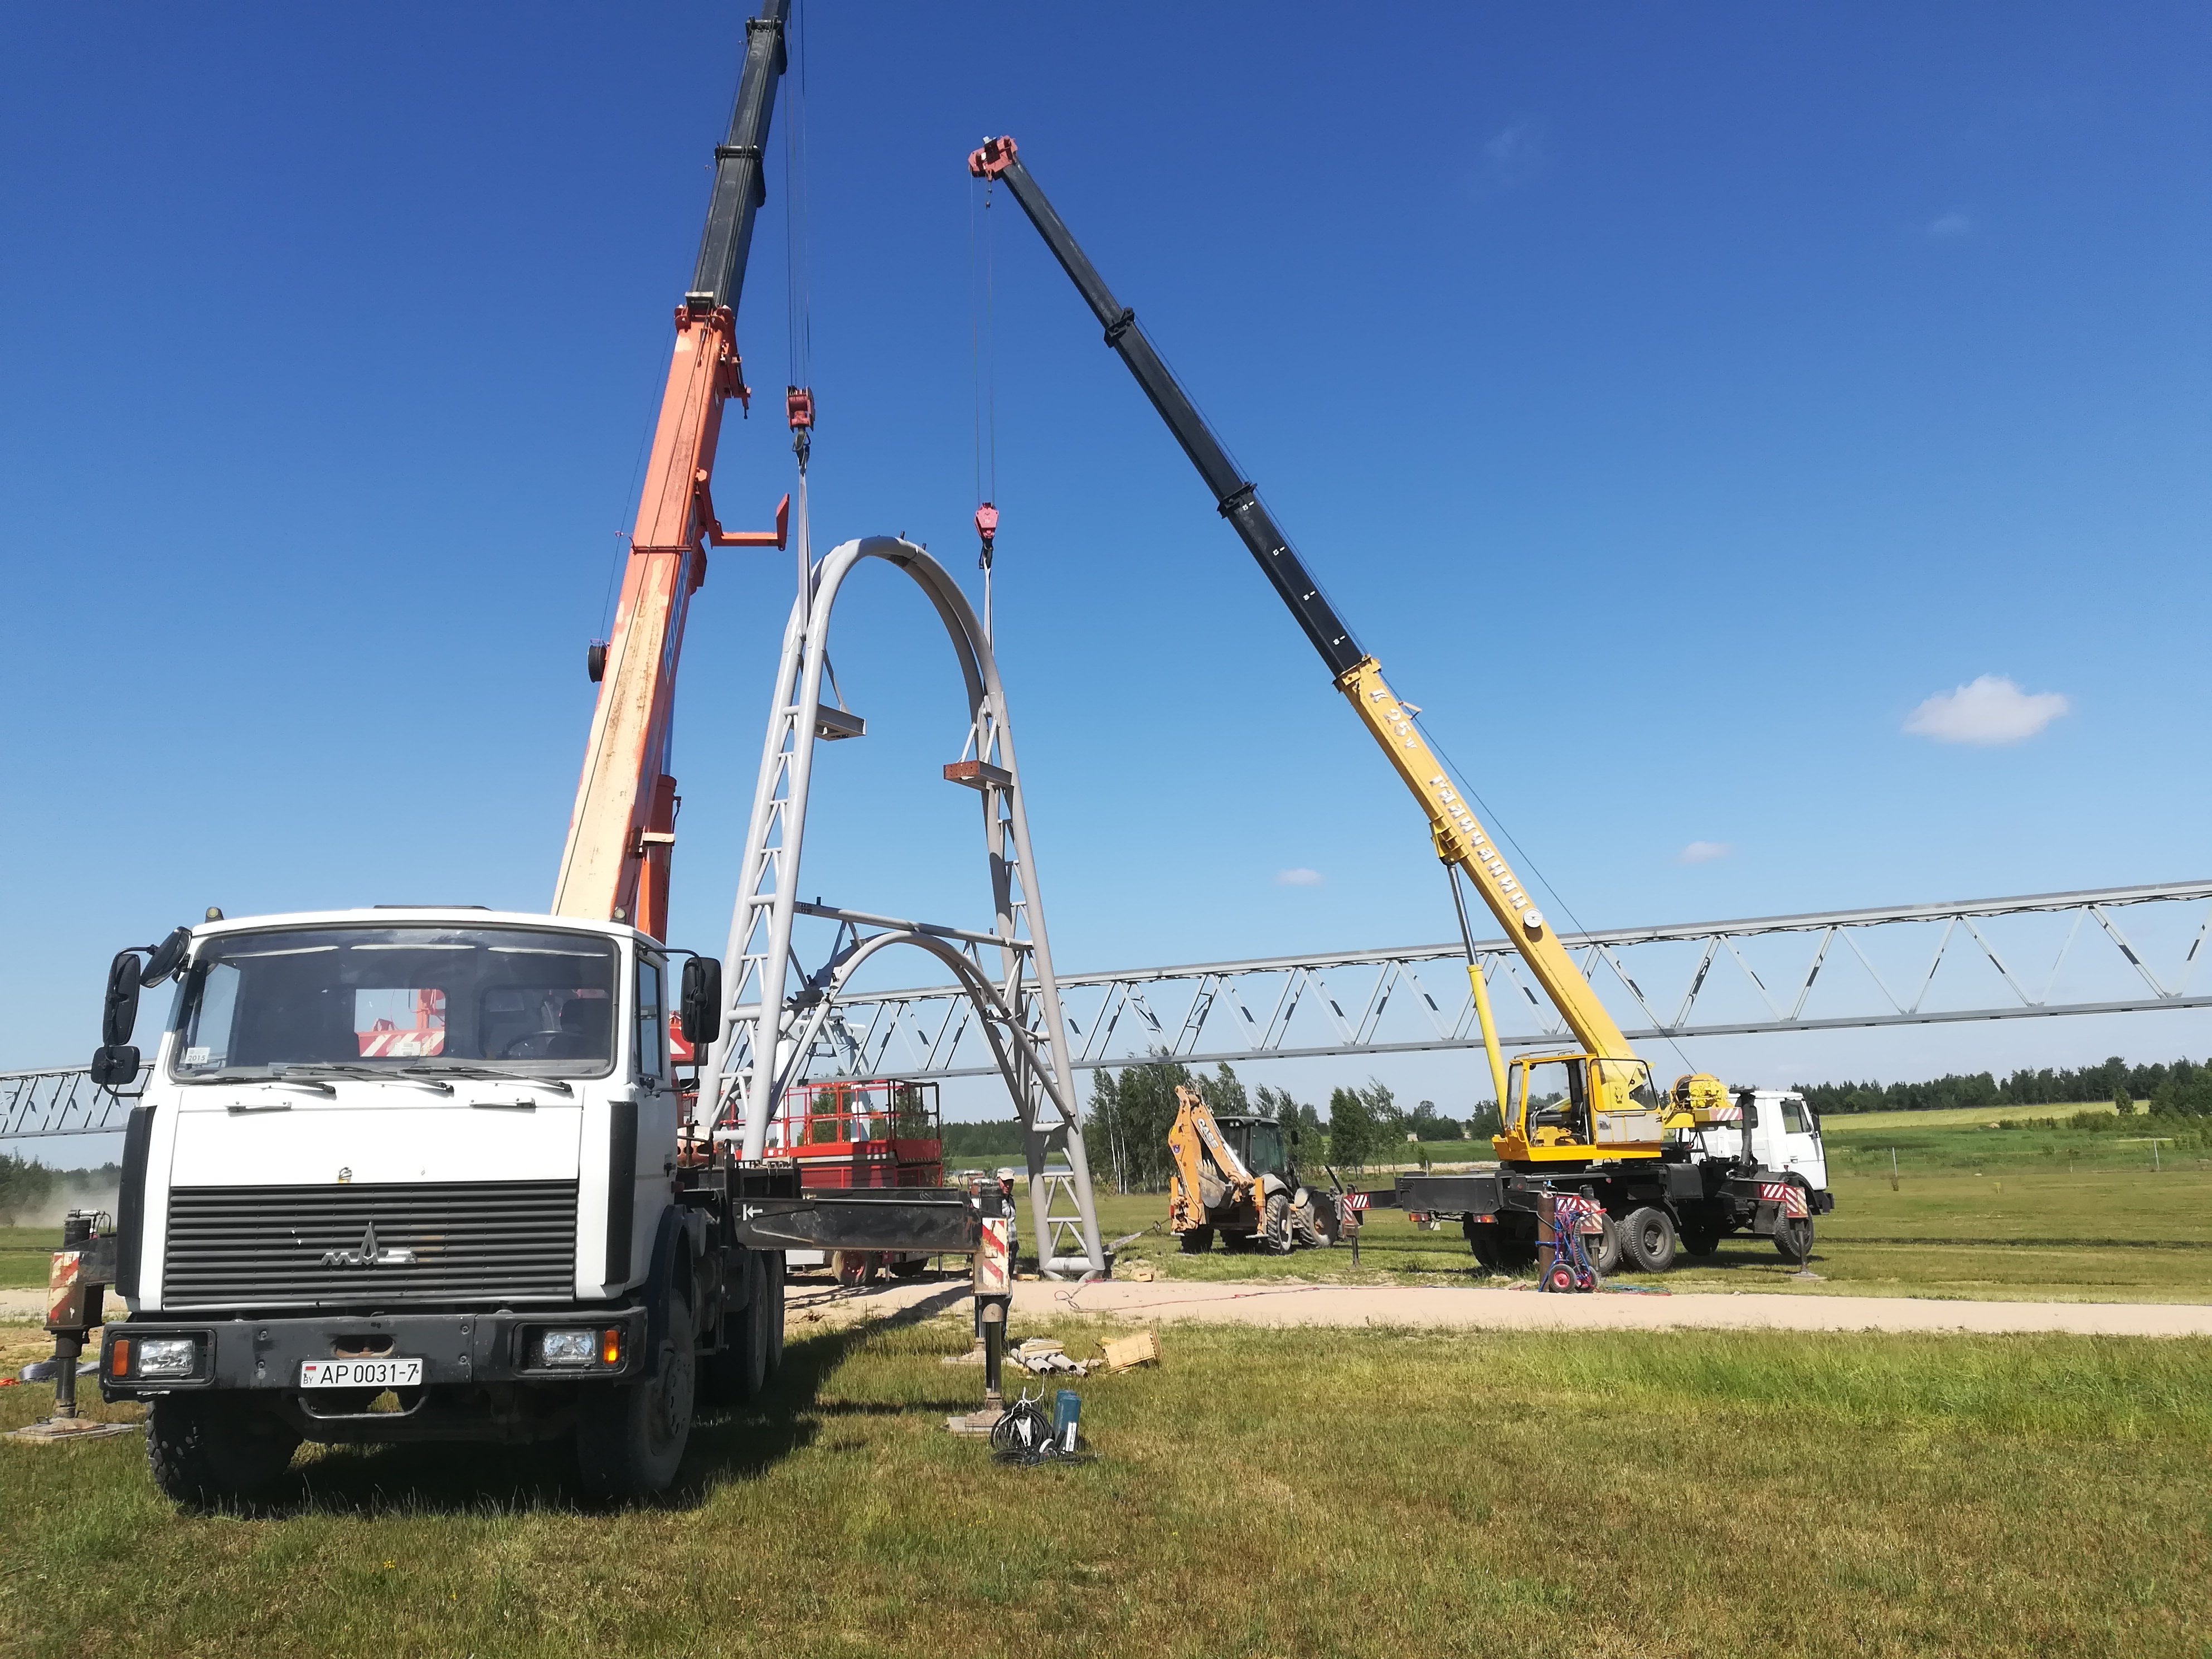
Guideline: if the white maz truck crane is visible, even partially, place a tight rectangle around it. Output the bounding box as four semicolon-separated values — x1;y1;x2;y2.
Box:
88;2;977;1507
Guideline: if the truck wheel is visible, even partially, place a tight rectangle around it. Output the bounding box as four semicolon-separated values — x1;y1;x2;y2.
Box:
145;1394;300;1512
1621;1206;1679;1272
1178;1226;1214;1254
767;1254;785;1372
1463;1218;1503;1271
1773;1217;1815;1262
578;1284;696;1501
1496;1234;1539;1272
702;1256;769;1406
1680;1224;1721;1258
1590;1214;1623;1276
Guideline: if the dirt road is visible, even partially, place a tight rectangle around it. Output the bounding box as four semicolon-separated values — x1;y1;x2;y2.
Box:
12;1282;2206;1340
787;1277;2212;1338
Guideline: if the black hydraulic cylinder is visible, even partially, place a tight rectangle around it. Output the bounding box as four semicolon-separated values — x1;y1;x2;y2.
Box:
977;142;1366;679
687;0;792;316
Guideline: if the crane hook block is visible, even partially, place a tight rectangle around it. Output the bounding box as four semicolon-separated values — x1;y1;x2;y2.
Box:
974;502;999;547
786;386;814;431
968;135;1018;179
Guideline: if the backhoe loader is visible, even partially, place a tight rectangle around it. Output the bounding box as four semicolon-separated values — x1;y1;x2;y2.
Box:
1167;1087;1337;1254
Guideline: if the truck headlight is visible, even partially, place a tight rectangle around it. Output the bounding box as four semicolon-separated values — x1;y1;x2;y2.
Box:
532;1329;596;1369
135;1337;199;1379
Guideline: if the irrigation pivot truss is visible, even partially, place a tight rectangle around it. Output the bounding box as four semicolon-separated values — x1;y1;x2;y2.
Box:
7;881;2210;1138
805;880;2212;1082
2;1066;144;1142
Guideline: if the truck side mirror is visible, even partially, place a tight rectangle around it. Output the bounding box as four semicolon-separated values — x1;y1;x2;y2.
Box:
103;950;143;1047
680;956;722;1046
141;926;192;986
90;1045;140;1089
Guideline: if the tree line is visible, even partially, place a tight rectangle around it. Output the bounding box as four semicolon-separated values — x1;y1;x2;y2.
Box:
1794;1055;2212;1119
1083;1059;1499;1193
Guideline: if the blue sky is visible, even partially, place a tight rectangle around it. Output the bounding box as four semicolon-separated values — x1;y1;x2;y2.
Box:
3;1;2208;1118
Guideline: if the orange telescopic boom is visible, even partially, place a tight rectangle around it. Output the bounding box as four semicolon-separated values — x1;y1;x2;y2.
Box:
552;0;797;940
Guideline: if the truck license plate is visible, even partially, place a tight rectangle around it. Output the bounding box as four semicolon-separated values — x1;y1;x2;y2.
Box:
299;1357;423;1389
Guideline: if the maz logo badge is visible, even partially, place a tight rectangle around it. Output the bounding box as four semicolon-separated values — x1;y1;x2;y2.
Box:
321;1221;417;1269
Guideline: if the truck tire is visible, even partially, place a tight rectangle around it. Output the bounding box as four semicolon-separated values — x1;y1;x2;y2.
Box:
145;1394;300;1512
1680;1223;1722;1258
701;1255;769;1406
1590;1213;1623;1276
1621;1206;1679;1273
1464;1217;1503;1270
578;1283;696;1501
1773;1217;1815;1263
1178;1226;1214;1254
765;1253;785;1375
1496;1233;1540;1271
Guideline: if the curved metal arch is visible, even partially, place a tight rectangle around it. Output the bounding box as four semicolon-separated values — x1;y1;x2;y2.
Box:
702;534;1103;1273
777;930;1079;1131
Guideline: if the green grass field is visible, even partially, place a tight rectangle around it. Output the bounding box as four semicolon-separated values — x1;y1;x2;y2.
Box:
1088;1110;2212;1302
2;1314;2205;1658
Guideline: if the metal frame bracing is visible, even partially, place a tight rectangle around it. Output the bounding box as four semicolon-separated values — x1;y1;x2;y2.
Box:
797;881;2212;1083
13;881;2210;1141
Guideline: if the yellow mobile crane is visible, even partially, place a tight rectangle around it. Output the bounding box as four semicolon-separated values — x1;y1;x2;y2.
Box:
972;137;1831;1272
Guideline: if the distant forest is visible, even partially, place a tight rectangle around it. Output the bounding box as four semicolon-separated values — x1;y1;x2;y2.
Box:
1797;1055;2212;1118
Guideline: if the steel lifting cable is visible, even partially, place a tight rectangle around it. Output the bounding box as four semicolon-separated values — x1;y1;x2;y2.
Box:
1420;722;1699;1078
971;160;1002;635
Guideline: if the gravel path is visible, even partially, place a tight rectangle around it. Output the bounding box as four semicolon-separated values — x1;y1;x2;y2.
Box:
14;1282;2206;1339
787;1277;2212;1338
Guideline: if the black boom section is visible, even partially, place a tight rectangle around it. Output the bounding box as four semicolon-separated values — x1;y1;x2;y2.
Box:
686;0;792;315
983;143;1366;679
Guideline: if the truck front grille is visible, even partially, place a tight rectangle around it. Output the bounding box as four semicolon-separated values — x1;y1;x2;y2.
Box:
161;1181;578;1308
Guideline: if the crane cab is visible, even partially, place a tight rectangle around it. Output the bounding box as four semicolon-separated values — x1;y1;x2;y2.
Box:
1492;1052;1703;1167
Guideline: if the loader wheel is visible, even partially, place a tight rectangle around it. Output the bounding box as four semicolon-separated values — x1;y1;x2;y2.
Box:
577;1283;696;1501
1178;1226;1215;1254
145;1394;300;1512
1263;1190;1292;1251
1621;1206;1679;1273
1774;1217;1815;1263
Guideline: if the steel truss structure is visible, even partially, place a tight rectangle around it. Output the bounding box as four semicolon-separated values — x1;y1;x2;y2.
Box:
804;881;2212;1084
11;881;2209;1141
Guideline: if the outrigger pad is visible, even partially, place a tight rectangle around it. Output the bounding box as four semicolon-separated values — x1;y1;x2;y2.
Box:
731;1187;982;1255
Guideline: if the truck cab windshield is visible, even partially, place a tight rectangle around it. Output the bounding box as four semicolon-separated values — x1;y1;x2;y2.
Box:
170;925;622;1080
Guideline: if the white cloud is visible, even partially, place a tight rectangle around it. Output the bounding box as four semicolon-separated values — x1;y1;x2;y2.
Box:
1904;675;2070;745
1927;210;1975;239
1677;841;1733;865
1476;122;1546;193
1275;867;1324;887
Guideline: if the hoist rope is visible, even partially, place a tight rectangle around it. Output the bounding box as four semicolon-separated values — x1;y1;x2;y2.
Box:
783;0;811;400
1419;722;1698;1077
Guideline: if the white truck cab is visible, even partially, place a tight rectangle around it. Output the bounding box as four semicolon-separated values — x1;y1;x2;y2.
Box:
91;906;794;1506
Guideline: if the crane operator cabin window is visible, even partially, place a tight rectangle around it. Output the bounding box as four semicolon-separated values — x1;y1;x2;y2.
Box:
170;925;620;1079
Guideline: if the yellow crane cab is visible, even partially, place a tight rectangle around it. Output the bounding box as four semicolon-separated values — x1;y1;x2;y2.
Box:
1492;1054;1719;1168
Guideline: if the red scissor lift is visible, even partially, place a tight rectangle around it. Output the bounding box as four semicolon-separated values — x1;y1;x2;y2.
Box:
762;1080;947;1283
